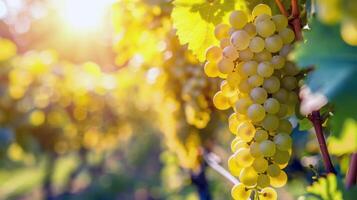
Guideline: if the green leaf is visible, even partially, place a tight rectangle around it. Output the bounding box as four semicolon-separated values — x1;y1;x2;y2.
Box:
299;118;313;131
291;18;357;140
328;118;357;155
171;0;246;61
305;174;357;200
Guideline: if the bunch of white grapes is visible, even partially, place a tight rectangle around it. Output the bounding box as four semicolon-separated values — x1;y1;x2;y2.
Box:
203;4;300;200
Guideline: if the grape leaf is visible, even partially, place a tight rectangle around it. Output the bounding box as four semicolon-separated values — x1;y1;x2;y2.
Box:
171;0;246;62
299;118;313;131
328;119;357;155
292;19;357;139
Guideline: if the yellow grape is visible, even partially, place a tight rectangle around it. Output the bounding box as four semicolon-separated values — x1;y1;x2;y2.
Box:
221;80;236;96
235;97;253;115
213;91;231;110
257;174;271;188
231;183;251;200
215;23;230;40
239;166;258;186
205;45;222;62
260;187;277;200
257;61;274;78
272;14;288;31
341;20;357;46
243;23;257;38
237;121;255;142
254;50;272;61
227;71;241;88
250;87;268;104
228;155;242;176
204;61;219;77
259;140;276;157
250;142;263;157
270;170;287;188
256;19;276;38
220;38;231;49
271;55;285;69
267;164;281;177
252;4;272;18
274;133;292;151
230;10;248;29
279;28;295;44
263;76;280;94
217;58;235;74
254;129;268;142
265;35;284;53
249;36;265;53
273;149;290;164
262;114;279;131
276;103;288;118
247;104;266;122
242;61;258;76
223;45;239;61
278;119;293;133
229;113;240;134
252;157;268;173
238;79;252;94
234;148;255;167
233;140;249;153
254;14;271;24
239;48;254;61
231;30;251;50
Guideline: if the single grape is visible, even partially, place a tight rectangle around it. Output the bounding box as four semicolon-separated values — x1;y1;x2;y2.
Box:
267;163;281;177
230;10;248;29
250;142;263;157
213;91;231;110
217;58;234;74
279;44;292;56
226;71;241;88
279;28;295;44
282;76;298;90
239;48;254;61
270;170;287;188
223;45;239;60
205;45;222;62
252;157;268;173
274;133;292;151
272;88;288;103
271;55;285;69
228;155;242;176
264;98;280;114
257;61;274;77
254;129;268;142
254;49;272;61
277;119;293;133
237;121;255;142
287;91;299;105
276;103;288;118
256;19;276;38
231;183;251;200
250;87;268;104
257;174;271;188
263;76;280;93
254;14;271;24
204;61;219;77
242;61;258;76
252;4;272;17
262;114;279;131
215;23;230;40
249;37;265;53
234;148;255;167
272;14;288;31
259;140;276;157
247;104;266;122
239;166;258;186
260;187;277;200
243;23;257;37
265;35;283;53
282;62;299;76
248;75;263;87
274;149;290;164
231;30;250;50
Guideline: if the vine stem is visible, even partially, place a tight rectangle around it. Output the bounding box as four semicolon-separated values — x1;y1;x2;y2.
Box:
346;153;357;188
290;0;303;41
308;111;336;174
275;0;288;16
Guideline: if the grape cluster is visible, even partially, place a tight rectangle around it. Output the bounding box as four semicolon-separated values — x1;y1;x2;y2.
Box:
204;4;300;200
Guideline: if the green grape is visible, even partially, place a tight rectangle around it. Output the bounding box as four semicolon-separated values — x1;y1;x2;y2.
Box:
257;62;274;78
271;55;285;69
254;129;268;142
252;4;272;18
263;76;280;93
249;37;265;53
272;88;288;103
239;48;254;61
213;91;231;110
270;170;287;188
242;61;258;76
260;187;277;200
278;119;293;133
220;38;230;49
252;157;268;173
274;149;290;164
254;14;271;24
250;87;267;104
254;49;272;61
259;140;276;157
274;133;292;151
235;97;253;115
231;183;251;200
231;30;250;50
248;75;264;87
272;14;288;31
204;61;219;77
217;58;234;74
256;19;276;38
276;103;288;118
265;35;283;53
228;155;242;176
205;45;222;62
239;166;258;186
250;142;263;157
281;76;297;90
257;174;271;188
243;23;257;37
267;164;281;177
215;23;230;40
264;98;280;114
223;45;239;61
234;148;254;167
279;28;295;44
282;61;299;76
279;44;292;56
227;71;241;88
230;10;248;29
262;114;279;131
287;91;299;105
247;104;266;122
237;121;255;142
238;79;252;94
